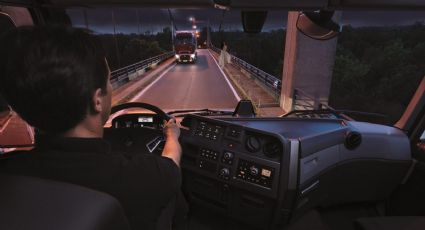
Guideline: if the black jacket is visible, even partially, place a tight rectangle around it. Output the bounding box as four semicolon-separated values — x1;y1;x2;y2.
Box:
0;135;186;230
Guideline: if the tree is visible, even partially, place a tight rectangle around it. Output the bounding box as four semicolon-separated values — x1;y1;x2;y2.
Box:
329;24;425;125
121;38;165;66
211;29;286;78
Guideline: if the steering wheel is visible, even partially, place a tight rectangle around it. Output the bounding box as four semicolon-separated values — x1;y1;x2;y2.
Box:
105;102;171;155
110;102;172;122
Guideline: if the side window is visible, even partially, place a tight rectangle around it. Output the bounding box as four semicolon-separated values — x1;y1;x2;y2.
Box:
0;5;35;153
0;5;33;26
421;130;425;142
0;11;15;113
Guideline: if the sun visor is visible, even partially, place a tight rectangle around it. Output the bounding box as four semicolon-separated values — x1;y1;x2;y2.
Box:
32;0;425;9
48;0;214;8
230;0;327;10
329;0;425;10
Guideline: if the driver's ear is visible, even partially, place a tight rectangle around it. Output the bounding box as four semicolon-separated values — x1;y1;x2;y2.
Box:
92;88;103;113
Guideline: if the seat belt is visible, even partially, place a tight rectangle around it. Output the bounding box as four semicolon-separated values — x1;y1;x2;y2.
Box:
401;158;418;184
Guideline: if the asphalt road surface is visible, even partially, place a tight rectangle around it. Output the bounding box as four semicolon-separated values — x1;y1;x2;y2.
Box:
130;49;240;111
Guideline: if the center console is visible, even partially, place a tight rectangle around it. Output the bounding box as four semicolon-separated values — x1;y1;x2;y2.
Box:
180;115;292;228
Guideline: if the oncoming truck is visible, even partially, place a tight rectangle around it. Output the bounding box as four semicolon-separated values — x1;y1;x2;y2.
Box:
174;31;197;63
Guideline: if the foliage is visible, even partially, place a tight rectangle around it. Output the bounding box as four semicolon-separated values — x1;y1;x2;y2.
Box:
329;23;425;124
211;29;286;77
122;39;164;66
97;27;172;70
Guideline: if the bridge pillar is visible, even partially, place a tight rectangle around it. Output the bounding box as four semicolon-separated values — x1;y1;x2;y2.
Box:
280;11;339;112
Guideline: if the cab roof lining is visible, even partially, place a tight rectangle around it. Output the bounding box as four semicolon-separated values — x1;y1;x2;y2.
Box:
3;0;425;10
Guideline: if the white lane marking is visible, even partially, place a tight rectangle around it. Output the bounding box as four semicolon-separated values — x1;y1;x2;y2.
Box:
207;49;241;101
130;63;176;102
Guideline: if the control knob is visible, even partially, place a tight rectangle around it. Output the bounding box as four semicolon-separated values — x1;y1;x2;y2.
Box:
223;152;234;160
219;168;230;177
250;166;259;176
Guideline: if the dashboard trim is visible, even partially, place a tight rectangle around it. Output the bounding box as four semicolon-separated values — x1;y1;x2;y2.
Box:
288;140;299;190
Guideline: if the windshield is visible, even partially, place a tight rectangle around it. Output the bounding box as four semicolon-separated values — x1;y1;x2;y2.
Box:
175;33;195;45
65;8;287;114
1;6;425;150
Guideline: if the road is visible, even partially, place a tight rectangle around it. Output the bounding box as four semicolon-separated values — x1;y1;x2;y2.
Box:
130;49;240;111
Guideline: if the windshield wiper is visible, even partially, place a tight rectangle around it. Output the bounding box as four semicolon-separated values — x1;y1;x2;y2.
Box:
334;110;388;119
282;109;388;121
167;109;234;117
282;109;347;119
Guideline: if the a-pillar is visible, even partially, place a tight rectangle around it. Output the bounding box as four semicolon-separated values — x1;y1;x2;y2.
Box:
280;11;339;112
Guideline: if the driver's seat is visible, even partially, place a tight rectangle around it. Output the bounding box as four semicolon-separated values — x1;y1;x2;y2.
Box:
0;173;131;230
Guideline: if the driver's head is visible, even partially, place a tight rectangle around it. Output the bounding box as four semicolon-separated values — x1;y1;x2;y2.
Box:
0;26;112;135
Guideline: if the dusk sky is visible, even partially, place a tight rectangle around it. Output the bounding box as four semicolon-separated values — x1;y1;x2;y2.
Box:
66;8;425;34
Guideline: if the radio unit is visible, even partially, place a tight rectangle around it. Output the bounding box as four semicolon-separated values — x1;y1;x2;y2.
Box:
236;159;275;189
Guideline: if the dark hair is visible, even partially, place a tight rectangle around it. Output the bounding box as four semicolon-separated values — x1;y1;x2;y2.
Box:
221;41;225;49
0;26;108;134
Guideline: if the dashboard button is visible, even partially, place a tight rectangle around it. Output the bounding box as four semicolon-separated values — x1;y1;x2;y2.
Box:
220;168;230;177
250;166;259;176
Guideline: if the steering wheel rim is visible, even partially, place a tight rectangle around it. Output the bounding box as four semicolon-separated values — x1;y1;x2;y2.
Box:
110;102;171;121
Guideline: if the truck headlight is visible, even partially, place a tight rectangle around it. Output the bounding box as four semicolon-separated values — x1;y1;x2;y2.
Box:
175;54;180;59
190;54;195;59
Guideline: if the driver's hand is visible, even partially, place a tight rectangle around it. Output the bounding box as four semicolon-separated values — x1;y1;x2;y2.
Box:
162;118;182;166
163;118;180;141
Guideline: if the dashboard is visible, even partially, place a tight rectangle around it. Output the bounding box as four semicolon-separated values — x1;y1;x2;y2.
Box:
105;113;412;229
178;114;412;228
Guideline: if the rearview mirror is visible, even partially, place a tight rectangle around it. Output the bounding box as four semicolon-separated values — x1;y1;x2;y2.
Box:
296;10;340;40
241;11;268;34
214;0;231;10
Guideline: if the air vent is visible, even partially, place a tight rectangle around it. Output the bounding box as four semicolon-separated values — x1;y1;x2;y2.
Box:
345;131;362;150
245;136;261;152
263;142;282;158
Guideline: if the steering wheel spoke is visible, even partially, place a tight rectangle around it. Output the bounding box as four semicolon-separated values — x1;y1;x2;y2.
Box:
104;102;170;155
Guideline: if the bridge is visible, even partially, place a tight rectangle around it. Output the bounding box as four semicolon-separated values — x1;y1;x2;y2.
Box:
109;47;312;113
113;49;239;111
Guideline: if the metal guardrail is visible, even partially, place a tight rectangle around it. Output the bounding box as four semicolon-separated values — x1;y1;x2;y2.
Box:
110;51;174;88
292;88;334;111
210;46;282;98
211;46;334;113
